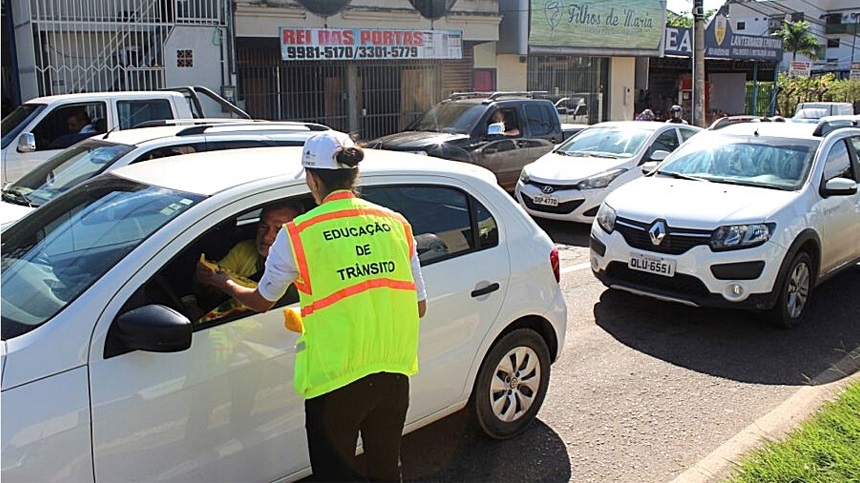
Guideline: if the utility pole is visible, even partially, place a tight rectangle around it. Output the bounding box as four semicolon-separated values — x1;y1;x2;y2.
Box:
693;0;706;127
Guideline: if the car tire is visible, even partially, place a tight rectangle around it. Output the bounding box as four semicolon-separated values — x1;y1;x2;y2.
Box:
471;328;551;440
768;251;813;329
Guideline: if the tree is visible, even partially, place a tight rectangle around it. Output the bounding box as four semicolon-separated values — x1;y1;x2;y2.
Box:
667;9;716;28
772;20;819;61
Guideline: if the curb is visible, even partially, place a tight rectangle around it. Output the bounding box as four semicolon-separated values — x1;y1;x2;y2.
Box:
672;345;860;483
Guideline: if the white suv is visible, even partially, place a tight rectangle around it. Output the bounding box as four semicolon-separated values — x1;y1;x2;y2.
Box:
0;121;332;226
1;146;566;481
590;120;860;327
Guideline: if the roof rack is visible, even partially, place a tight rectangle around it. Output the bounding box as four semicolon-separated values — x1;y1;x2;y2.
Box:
812;117;859;137
444;91;549;102
132;118;266;129
173;121;331;137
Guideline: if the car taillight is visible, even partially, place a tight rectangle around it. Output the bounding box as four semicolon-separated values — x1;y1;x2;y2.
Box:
550;246;560;283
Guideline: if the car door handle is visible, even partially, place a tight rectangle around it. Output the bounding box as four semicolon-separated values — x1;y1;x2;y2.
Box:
471;282;500;298
516;140;528;147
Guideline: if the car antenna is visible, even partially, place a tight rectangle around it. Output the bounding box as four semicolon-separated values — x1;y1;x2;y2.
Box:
753;128;759;137
102;126;119;139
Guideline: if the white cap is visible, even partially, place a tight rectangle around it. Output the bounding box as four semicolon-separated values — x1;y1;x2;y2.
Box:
301;131;356;170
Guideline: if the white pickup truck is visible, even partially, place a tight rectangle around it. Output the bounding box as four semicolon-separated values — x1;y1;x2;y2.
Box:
0;86;249;185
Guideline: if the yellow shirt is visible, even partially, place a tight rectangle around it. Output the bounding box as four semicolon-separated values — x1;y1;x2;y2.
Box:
218;240;263;278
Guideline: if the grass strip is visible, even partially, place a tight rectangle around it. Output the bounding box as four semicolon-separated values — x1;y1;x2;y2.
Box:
726;380;860;483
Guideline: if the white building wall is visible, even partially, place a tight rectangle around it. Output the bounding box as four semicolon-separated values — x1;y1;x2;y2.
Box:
609;57;635;121
164;25;228;109
728;0;860;74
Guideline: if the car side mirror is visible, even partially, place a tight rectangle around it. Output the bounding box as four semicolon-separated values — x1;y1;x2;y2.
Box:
115;304;192;353
17;132;36;153
649;150;670;162
820;177;857;198
641;161;660;174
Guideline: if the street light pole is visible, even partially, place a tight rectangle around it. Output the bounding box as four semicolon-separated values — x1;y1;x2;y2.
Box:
693;0;705;126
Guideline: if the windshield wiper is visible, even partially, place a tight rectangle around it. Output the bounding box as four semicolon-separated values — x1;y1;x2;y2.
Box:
1;187;34;207
657;171;710;182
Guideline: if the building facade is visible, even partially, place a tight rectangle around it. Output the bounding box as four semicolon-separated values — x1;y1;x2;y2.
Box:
727;0;860;78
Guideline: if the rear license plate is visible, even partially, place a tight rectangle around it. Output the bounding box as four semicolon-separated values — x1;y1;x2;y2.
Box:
628;252;676;277
532;195;558;207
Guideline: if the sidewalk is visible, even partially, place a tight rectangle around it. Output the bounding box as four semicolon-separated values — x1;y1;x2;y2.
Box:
672;343;860;483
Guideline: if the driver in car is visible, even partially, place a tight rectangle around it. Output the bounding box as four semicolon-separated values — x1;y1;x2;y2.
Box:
188;200;304;321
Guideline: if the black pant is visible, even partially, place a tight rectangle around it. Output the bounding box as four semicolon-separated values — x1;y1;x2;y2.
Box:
305;372;410;482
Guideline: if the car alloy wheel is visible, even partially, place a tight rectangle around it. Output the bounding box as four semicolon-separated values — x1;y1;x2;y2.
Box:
770;251;813;329
472;328;550;439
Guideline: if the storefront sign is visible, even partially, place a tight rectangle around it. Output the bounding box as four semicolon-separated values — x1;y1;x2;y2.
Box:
279;27;462;61
789;61;812;77
851;62;860;81
663;17;783;62
529;0;665;53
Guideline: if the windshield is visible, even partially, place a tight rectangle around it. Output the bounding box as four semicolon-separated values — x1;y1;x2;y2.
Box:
657;136;817;190
555;126;651;159
1;175;204;339
4;139;135;208
1;104;47;149
406;102;487;133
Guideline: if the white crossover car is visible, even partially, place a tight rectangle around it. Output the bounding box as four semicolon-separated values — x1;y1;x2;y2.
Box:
1;147;567;481
516;121;701;224
0;121;333;227
590;120;860;327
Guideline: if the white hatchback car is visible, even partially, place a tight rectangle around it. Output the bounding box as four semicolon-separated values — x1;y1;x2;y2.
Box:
0;121;333;227
1;147;567;481
516;121;701;224
590;120;860;327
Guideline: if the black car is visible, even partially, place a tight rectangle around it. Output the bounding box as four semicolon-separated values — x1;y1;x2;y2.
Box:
367;91;580;191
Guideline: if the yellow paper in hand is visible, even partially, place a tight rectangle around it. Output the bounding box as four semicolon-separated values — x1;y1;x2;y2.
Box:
283;307;304;334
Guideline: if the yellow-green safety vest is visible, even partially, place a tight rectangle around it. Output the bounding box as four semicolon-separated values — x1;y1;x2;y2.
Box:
286;190;420;398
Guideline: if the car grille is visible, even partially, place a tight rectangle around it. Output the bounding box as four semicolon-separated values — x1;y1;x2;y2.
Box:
615;217;712;255
521;195;584;214
605;262;711;298
525;180;576;193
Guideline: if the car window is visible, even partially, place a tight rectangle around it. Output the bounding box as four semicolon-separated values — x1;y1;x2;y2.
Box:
361;184;499;265
131;143;205;163
7;139;135;207
679;127;699;142
112;197;313;343
31;102;107;150
660;136;817;190
118;99;175;129
1;175;203;340
524;104;554;137
650;129;681;154
822;139;854;182
557;126;650;158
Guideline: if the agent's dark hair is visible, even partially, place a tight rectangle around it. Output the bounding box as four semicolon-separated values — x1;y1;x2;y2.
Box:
307;145;364;197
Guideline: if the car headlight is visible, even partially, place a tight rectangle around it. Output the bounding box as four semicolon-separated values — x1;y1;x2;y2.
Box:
596;203;616;233
519;169;530;184
575;168;628;190
710;223;775;251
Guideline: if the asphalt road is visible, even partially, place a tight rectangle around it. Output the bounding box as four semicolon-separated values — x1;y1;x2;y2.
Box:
397;219;860;483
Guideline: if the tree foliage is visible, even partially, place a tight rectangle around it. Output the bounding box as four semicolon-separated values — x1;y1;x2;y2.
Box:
667;9;716;28
772;21;819;61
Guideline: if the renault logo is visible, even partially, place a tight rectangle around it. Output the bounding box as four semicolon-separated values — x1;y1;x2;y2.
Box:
649;220;667;246
542;185;555;194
